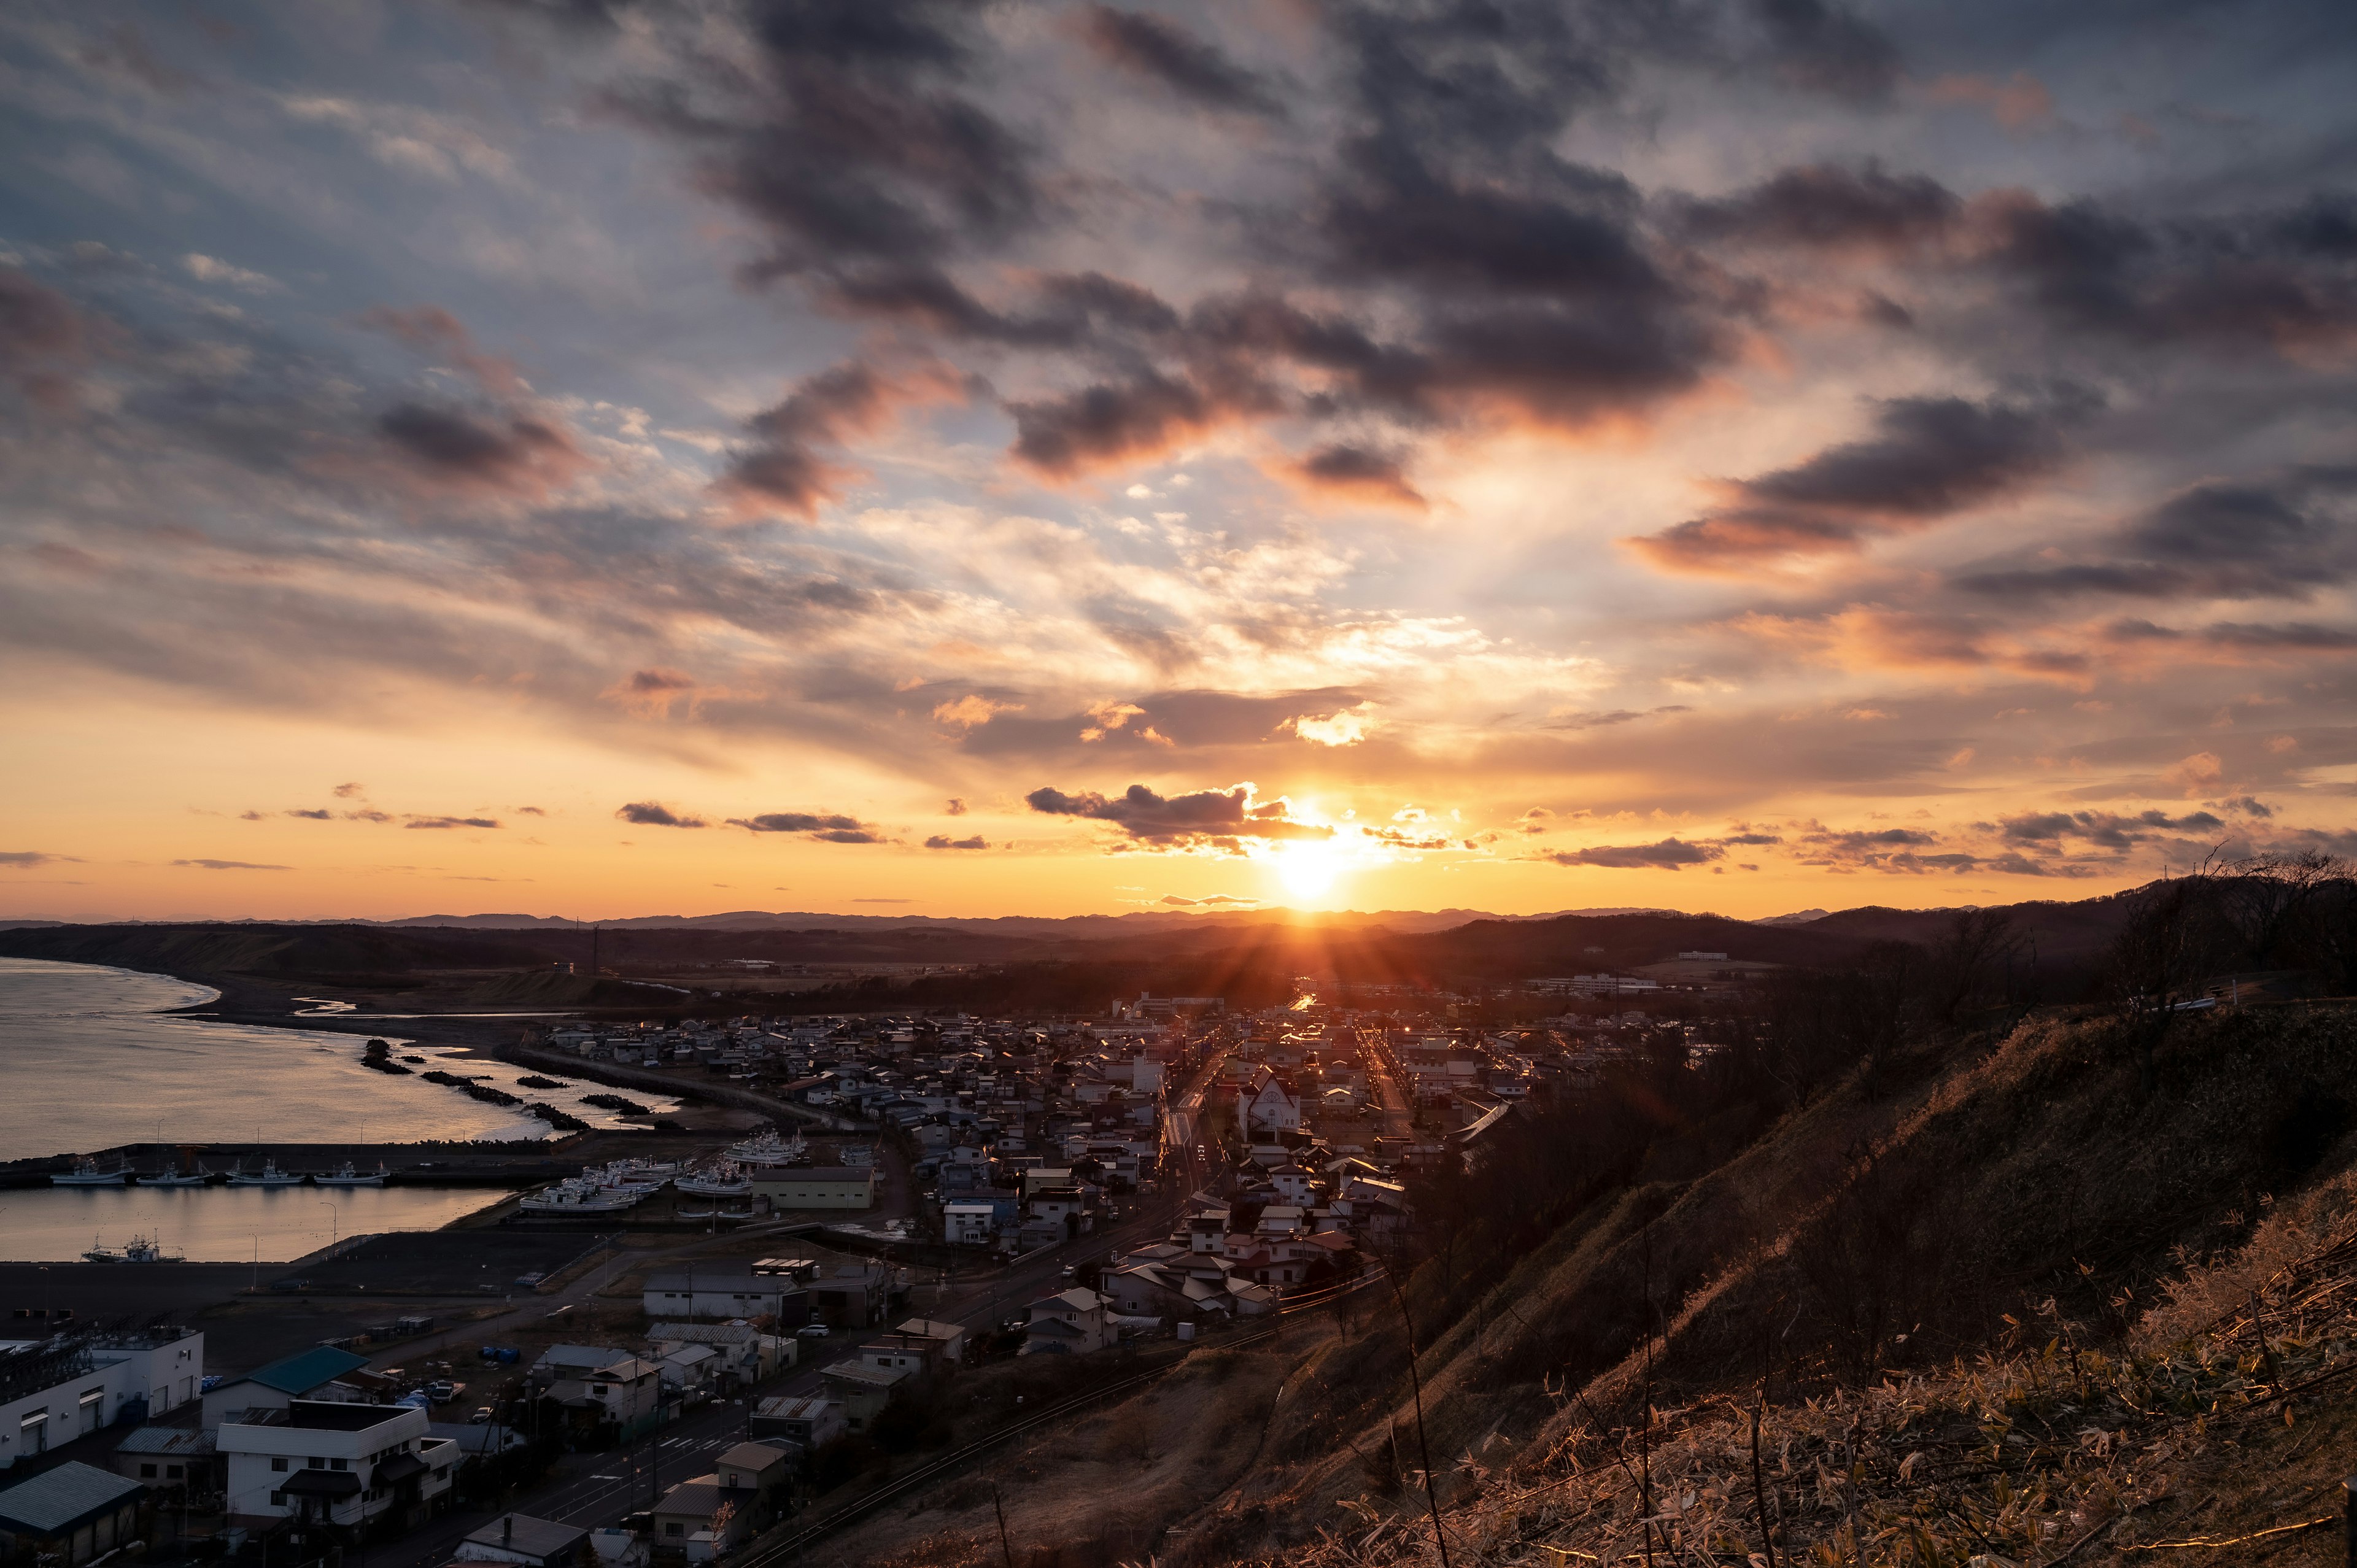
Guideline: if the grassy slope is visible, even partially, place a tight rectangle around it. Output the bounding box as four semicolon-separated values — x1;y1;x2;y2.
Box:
1189;1002;2357;1564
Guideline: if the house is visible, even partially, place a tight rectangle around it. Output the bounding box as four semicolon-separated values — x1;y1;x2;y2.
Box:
816;1361;914;1432
890;1319;967;1370
1268;1164;1317;1205
747;1167;877;1211
455;1513;590;1568
0;1461;144;1565
748;1395;846;1453
1021;1288;1111;1356
646;1324;790;1390
651;1474;755;1563
200;1343;363;1429
1186;1210;1228;1253
805;1264;894;1329
216;1399;456;1533
1101;1263;1190;1321
530;1350;664;1443
713;1442;791;1524
943;1201;1000;1245
2;1328;209;1469
639;1271;807;1324
110;1426;218;1494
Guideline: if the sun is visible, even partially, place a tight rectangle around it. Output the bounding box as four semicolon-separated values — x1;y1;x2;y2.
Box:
1272;838;1349;903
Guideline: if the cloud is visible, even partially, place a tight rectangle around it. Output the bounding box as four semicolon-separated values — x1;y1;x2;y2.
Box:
0;268;86;409
945;798;967;816
180;253;282;294
377;403;589;499
934;693;1024;731
1753;0;1902;101
285;808;335;820
924;833;989;849
1073;7;1284;117
730;812;867;833
172;858;292;870
1026;781;1330;848
1290;444;1425;509
1631;392;2084;571
1287;703;1382;746
404;815;500;829
1542;838;1725;869
1673;162;1958;250
616;801;706;828
333;783;365;798
0;851;80;868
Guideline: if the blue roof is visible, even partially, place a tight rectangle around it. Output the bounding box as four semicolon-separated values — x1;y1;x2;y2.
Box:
242;1345;370;1394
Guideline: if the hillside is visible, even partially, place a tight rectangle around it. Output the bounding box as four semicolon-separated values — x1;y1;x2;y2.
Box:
810;997;2357;1567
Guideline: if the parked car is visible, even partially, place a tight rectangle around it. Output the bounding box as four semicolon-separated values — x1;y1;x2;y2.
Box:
426;1380;455;1403
470;1407;495;1424
795;1323;830;1340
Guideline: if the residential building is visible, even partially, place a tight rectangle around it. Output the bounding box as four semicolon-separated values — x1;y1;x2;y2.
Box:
110;1426;218;1494
529;1348;664;1443
817;1361;913;1432
455;1513;590;1568
1021;1288;1112;1356
0;1461;144;1566
805;1265;894;1329
216;1399;455;1533
748;1396;846;1452
650;1474;756;1563
646;1324;790;1390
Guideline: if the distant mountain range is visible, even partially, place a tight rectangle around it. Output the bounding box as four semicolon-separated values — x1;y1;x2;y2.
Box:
0;905;1684;937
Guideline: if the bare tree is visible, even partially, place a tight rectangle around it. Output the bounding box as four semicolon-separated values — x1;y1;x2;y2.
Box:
2106;854;2227;1091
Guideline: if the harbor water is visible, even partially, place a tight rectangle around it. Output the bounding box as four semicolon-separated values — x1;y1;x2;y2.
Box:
0;957;676;1159
0;1184;507;1263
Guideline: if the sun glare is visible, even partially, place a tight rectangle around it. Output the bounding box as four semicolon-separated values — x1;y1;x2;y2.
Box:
1273;838;1349;903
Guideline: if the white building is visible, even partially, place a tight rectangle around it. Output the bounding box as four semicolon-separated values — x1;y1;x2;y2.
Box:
639;1271;807;1323
1;1329;205;1472
1021;1288;1112;1356
217;1399;455;1531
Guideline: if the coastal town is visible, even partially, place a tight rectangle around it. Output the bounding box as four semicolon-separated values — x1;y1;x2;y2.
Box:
0;968;1728;1566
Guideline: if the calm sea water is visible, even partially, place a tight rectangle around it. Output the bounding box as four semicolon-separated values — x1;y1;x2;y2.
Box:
0;958;675;1158
1;1185;506;1263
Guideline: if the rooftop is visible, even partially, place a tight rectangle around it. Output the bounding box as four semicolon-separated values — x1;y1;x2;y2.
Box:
237;1345;371;1396
233;1399;412;1433
465;1513;590;1561
0;1462;144;1535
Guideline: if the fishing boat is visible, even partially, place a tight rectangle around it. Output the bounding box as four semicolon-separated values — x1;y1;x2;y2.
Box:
725;1129;807;1166
714;1207;756;1222
313;1161;390;1188
675;1161;751;1198
517;1181;635;1215
122;1235;182;1263
140;1163;212;1187
52;1157;131;1186
226;1159;306;1188
676;1207;717;1221
82;1236;124;1262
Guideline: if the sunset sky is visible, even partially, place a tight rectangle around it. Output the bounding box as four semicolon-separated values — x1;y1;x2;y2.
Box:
4;0;2357;923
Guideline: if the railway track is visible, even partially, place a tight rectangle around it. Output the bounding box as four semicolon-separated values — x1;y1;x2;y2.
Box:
738;1269;1389;1564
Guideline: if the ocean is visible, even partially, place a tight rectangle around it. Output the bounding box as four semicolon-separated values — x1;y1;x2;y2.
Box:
0;957;675;1157
0;1184;506;1264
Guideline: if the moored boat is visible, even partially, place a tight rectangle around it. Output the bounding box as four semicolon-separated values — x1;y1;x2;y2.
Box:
139;1163;212;1187
226;1159;306;1188
122;1235;182;1263
53;1157;130;1186
313;1161;389;1188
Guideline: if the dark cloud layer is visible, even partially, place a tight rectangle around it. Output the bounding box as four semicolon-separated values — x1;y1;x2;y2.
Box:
1635;392;2084;570
616;800;706;828
1074;6;1282;117
1026;781;1329;847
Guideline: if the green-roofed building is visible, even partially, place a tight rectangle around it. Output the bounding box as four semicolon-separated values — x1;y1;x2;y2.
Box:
200;1346;371;1427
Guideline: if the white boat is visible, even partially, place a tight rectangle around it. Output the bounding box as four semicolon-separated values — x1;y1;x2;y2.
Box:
139;1164;212;1187
83;1237;124;1262
726;1130;807;1166
227;1159;306;1188
714;1207;755;1222
53;1158;130;1186
518;1182;635;1215
675;1162;751;1197
314;1161;389;1188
